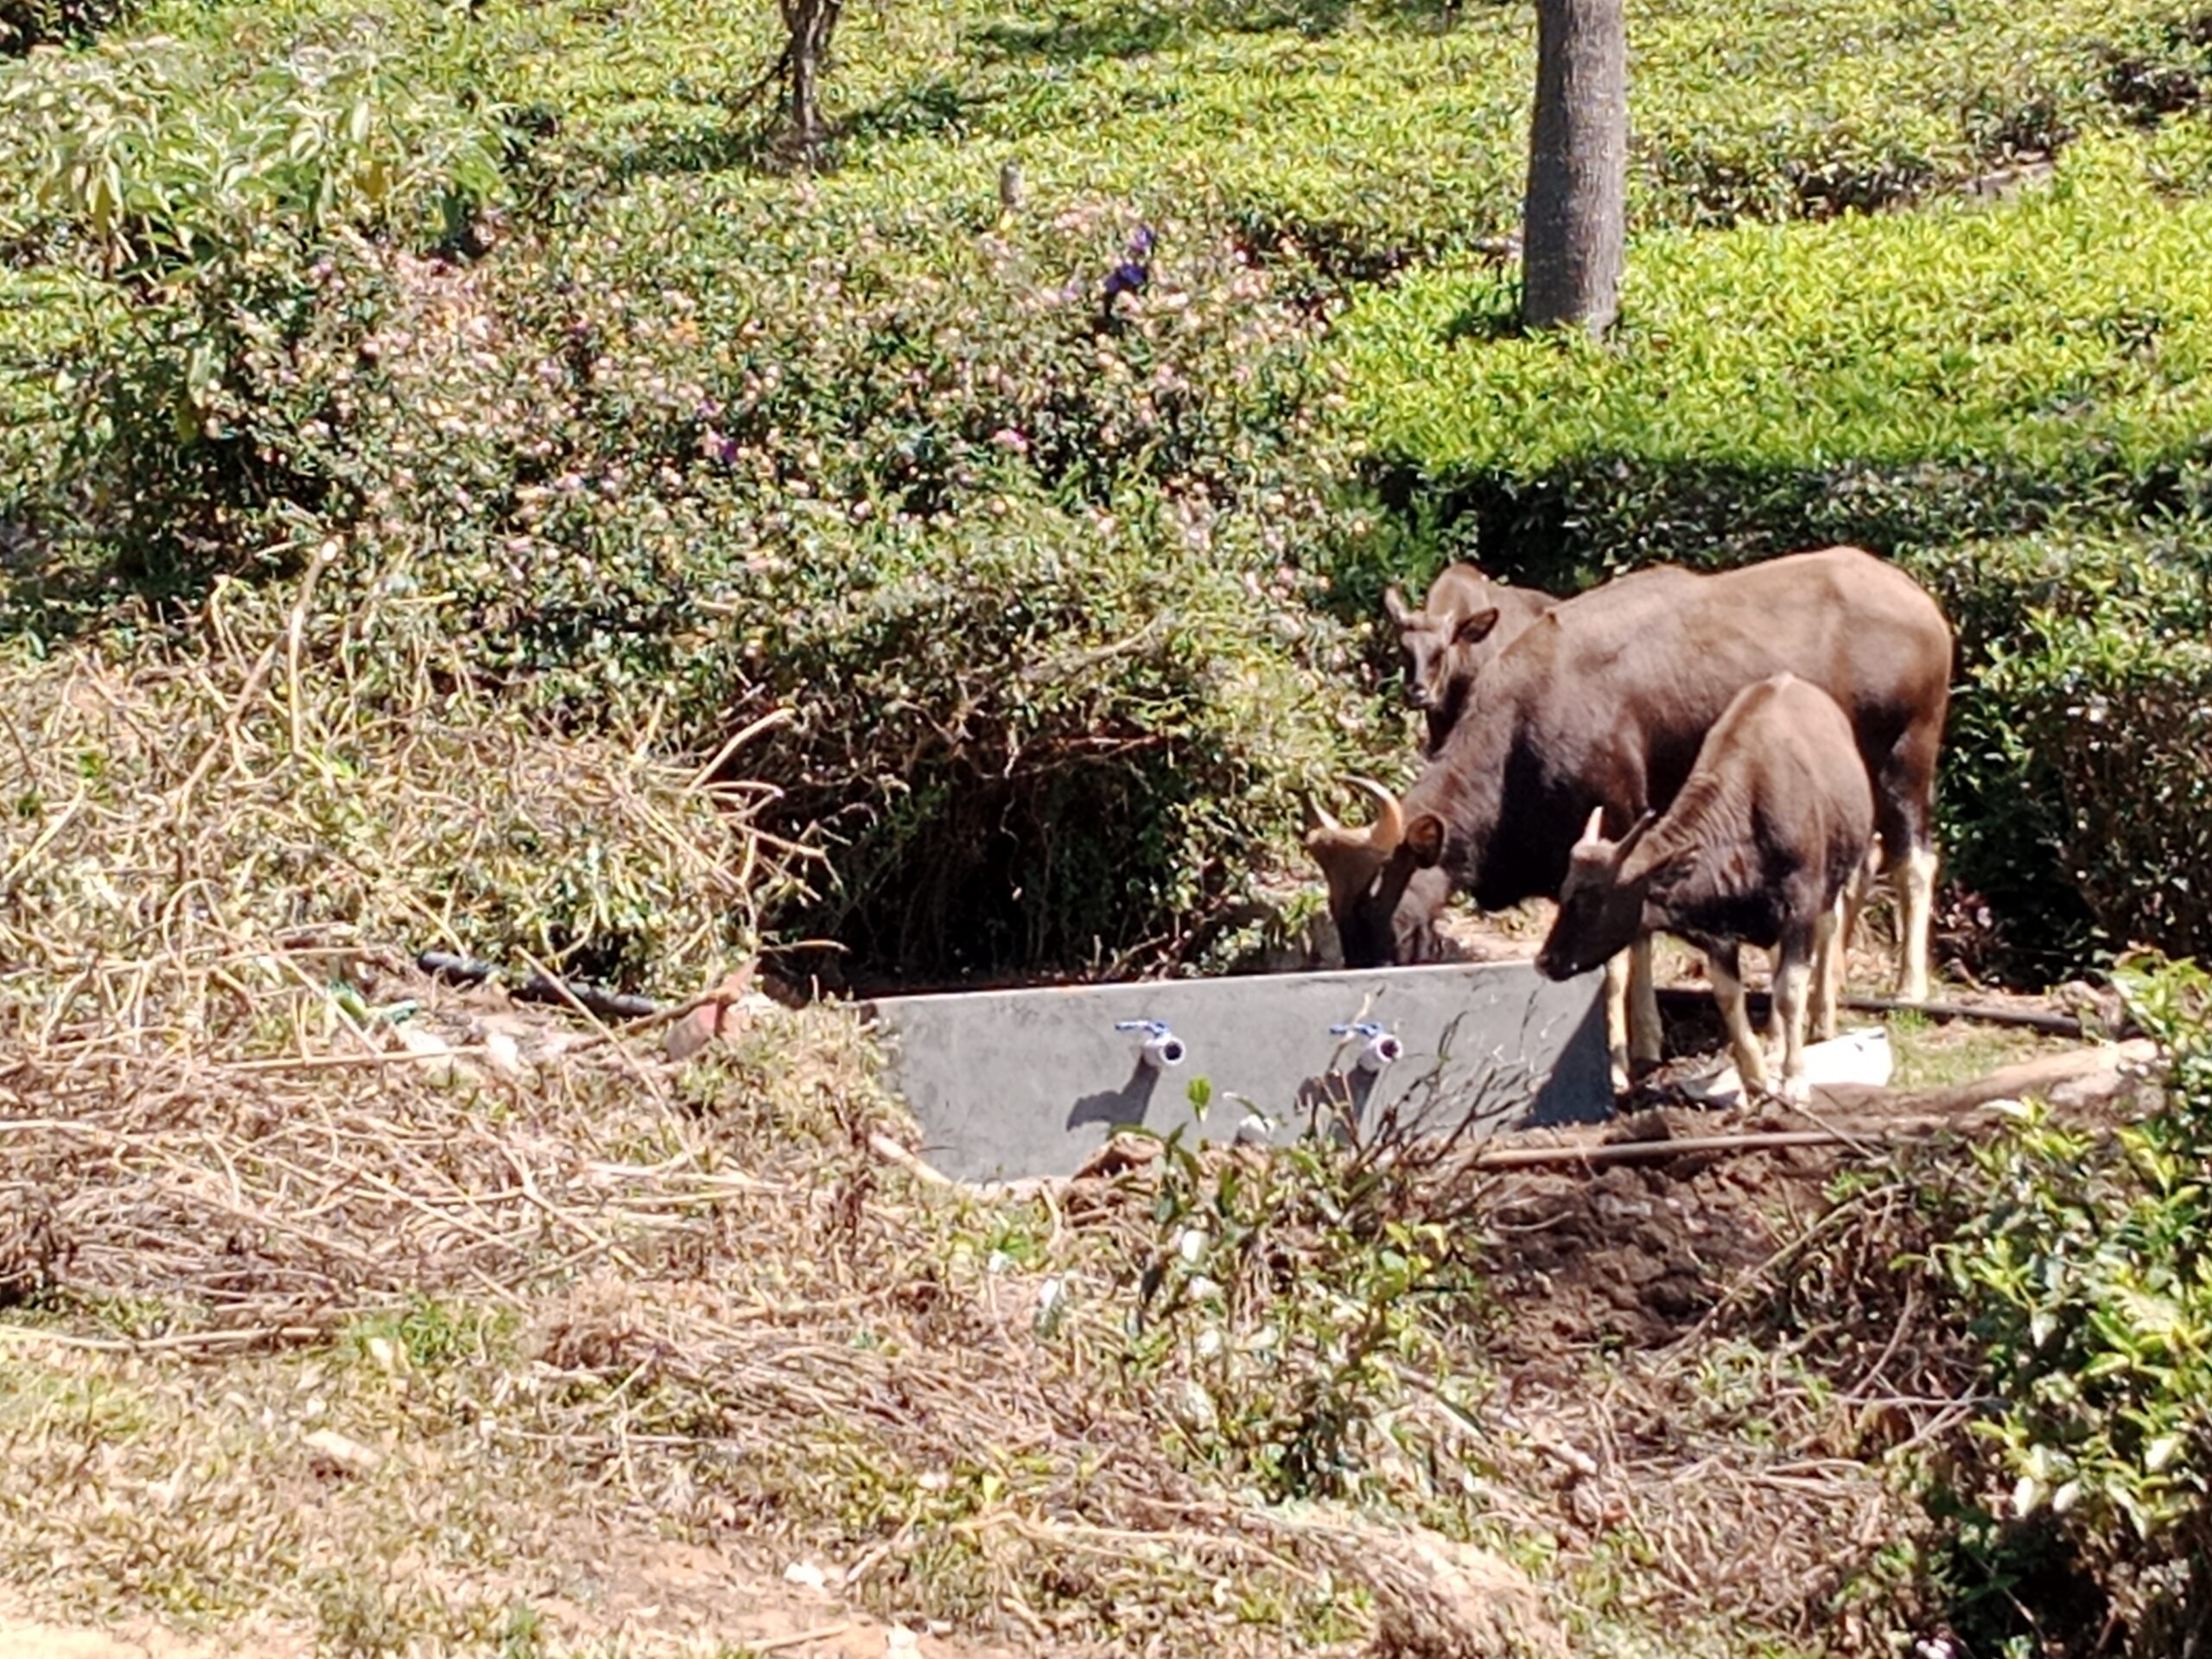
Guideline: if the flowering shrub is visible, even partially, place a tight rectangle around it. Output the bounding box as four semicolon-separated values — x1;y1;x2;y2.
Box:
9;164;1385;979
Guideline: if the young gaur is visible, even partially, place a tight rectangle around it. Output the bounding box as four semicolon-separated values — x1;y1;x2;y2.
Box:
1533;672;1876;1103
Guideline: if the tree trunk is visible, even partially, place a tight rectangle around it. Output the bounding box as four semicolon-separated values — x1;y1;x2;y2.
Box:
777;0;844;157
1521;0;1628;335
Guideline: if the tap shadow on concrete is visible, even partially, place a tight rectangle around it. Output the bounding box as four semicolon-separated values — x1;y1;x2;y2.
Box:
1294;1067;1378;1143
1067;1062;1162;1133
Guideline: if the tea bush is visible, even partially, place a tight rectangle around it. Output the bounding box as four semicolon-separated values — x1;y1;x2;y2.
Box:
0;0;136;52
1902;531;2212;969
1940;958;2212;1652
0;27;509;275
1119;1099;1485;1503
1630;0;2210;225
0;24;512;595
1329;130;2212;584
96;0;2212;284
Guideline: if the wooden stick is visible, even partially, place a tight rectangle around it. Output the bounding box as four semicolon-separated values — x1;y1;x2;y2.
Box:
1839;994;2085;1036
220;1047;488;1075
1654;985;2084;1037
1467;1129;1859;1170
753;1624;853;1655
868;1130;954;1186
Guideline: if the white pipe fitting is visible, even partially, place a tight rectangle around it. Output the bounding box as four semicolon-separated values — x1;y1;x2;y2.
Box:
1354;1031;1403;1074
1116;1020;1186;1070
1332;1020;1402;1075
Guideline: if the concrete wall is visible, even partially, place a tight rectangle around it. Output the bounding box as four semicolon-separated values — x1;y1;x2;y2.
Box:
863;960;1611;1182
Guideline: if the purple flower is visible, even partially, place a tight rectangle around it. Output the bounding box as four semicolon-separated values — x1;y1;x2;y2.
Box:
1098;226;1157;324
1103;260;1148;303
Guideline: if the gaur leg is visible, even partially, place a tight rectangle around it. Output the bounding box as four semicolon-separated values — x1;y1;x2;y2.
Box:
1765;946;1786;1048
1837;842;1880;978
1813;891;1845;1041
1897;844;1938;1005
1604;948;1632;1092
1773;921;1819;1104
1708;943;1770;1096
1629;932;1662;1068
1877;709;1946;1007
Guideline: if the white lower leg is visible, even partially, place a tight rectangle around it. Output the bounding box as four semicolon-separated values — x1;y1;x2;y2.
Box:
1629;933;1662;1066
1775;944;1815;1104
1710;950;1769;1093
1813;898;1843;1041
1605;949;1632;1091
1898;845;1938;1004
1838;844;1879;966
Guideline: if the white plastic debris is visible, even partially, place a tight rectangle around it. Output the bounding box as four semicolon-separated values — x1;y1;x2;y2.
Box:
481;1027;524;1081
302;1427;384;1478
1678;1025;1893;1107
1234;1110;1277;1147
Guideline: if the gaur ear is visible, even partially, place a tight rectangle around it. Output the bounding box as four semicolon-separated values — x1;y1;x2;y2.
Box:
1404;813;1446;869
1382;584;1414;631
1452;606;1501;647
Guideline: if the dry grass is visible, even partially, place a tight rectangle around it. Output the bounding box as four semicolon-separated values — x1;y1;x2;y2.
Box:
0;569;1592;1657
0;555;2005;1659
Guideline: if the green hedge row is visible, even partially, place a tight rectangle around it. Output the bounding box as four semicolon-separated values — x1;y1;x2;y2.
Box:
105;0;2212;282
1331;129;2212;578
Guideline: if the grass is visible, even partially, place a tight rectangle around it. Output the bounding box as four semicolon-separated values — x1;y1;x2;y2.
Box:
1881;1010;2075;1090
0;577;2146;1659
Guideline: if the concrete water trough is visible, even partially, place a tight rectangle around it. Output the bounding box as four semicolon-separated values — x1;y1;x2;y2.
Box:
862;960;1613;1183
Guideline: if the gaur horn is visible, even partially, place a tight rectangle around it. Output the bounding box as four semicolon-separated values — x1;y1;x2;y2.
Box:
1346;775;1406;855
1615;809;1661;863
1579;806;1607;846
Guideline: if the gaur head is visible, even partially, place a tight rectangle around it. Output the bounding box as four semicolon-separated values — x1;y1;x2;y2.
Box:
1535;807;1680;980
1305;778;1451;966
1382;583;1502;717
